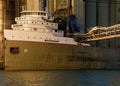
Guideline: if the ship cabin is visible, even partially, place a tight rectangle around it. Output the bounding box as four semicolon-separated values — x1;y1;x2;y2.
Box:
20;11;47;17
12;11;64;37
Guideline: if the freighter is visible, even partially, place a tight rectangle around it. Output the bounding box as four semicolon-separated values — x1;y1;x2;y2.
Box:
4;10;120;70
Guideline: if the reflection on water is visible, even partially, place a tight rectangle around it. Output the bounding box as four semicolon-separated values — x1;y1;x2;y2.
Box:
0;70;120;86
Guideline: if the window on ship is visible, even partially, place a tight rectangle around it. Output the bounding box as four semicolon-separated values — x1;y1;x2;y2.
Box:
10;47;19;54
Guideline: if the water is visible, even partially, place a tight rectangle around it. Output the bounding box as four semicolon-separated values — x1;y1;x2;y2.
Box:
0;70;120;86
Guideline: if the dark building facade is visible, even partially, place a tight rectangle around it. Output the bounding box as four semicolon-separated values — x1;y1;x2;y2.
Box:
85;0;118;30
85;0;120;48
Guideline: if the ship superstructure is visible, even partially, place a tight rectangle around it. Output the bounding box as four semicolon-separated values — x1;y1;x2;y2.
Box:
5;10;86;46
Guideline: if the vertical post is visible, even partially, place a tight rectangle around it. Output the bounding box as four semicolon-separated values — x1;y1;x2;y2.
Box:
0;0;3;33
66;0;71;37
54;0;57;12
0;0;4;69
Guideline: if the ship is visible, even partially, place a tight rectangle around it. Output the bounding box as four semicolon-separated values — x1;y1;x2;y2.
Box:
3;9;120;70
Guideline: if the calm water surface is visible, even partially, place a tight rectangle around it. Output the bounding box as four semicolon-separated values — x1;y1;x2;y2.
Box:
0;70;120;86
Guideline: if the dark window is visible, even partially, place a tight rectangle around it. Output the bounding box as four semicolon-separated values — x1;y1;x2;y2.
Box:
118;8;120;13
10;47;19;54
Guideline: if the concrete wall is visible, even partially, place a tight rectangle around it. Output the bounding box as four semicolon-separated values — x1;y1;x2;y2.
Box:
85;0;97;31
116;0;120;24
85;0;118;28
97;0;109;26
109;0;116;25
72;0;85;33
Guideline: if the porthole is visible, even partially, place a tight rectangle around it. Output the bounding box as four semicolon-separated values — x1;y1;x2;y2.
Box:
33;28;37;31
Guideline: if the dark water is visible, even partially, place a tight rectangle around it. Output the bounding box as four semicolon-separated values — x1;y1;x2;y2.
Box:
0;70;120;86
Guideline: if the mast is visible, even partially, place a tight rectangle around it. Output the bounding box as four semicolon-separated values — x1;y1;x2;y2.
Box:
66;0;71;37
